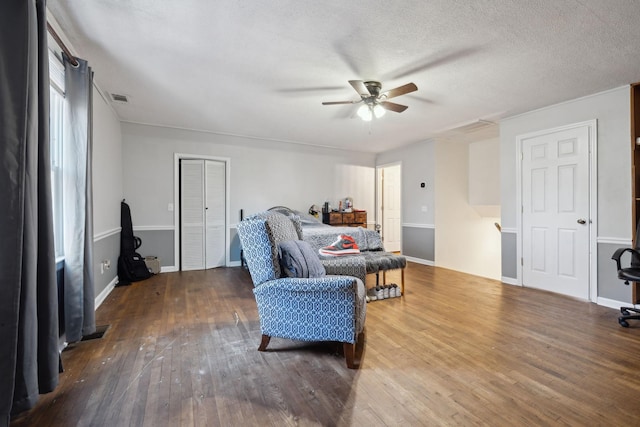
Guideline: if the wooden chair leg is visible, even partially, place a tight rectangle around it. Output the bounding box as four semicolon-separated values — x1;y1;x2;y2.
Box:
344;342;356;369
258;334;271;351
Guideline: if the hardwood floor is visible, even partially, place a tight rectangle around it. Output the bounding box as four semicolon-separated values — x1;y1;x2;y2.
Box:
10;263;640;426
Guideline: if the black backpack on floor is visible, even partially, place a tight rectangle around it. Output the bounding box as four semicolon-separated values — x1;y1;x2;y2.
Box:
117;200;152;285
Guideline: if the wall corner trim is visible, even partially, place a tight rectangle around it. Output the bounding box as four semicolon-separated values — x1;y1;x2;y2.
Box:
500;227;517;234
93;227;121;242
597;237;632;246
402;223;435;229
133;225;176;232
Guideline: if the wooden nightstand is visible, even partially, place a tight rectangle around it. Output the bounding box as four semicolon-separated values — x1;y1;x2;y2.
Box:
322;211;367;227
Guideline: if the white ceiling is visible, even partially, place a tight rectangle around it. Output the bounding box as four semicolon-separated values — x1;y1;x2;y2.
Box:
48;1;640;153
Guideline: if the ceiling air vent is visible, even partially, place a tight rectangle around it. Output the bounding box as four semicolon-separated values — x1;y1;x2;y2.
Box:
437;119;498;142
448;119;495;134
110;93;129;103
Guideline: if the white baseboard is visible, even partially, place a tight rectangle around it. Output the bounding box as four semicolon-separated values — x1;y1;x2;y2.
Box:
501;277;519;286
597;297;629;310
95;276;118;309
158;264;241;272
404;256;434;266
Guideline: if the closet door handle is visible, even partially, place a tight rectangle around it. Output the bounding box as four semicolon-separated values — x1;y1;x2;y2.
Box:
577;218;586;225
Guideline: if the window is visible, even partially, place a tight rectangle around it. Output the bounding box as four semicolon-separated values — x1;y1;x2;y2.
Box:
49;49;65;259
50;86;64;258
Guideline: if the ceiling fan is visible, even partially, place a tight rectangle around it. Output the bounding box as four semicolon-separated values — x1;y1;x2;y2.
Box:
322;80;418;120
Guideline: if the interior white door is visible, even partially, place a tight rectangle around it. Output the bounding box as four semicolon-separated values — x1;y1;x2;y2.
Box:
181;160;205;271
381;164;402;252
205;160;225;269
521;125;590;299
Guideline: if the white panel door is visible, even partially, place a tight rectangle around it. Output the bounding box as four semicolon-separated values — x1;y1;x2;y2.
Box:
205;160;225;269
382;164;402;252
181;160;205;271
522;125;590;299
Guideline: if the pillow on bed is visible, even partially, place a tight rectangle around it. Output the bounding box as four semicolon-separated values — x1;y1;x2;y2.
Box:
278;240;326;278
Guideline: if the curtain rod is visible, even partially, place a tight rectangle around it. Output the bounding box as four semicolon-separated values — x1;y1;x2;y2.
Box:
46;21;79;67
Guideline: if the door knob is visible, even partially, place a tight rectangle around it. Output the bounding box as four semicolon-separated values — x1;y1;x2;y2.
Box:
577;218;586;225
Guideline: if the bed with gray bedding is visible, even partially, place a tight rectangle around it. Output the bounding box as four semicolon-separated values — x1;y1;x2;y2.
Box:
267;206;384;252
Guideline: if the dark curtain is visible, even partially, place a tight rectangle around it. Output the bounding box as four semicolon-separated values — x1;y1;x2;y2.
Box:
62;54;95;343
0;0;60;423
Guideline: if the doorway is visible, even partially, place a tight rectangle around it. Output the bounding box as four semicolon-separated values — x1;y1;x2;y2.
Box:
376;163;402;252
517;121;597;300
174;154;230;271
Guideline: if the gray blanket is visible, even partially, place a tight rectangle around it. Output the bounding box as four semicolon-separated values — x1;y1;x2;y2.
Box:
278;240;326;278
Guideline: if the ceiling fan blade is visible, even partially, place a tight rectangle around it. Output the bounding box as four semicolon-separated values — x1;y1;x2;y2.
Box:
381;83;418;100
322;100;359;105
348;80;371;97
380;101;408;113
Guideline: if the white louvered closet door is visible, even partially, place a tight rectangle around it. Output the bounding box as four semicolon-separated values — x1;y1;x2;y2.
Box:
180;159;226;271
181;160;206;270
205;160;225;269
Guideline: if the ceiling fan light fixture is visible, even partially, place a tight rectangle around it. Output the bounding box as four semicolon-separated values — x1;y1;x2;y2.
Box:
324;80;416;121
373;103;386;118
357;104;373;121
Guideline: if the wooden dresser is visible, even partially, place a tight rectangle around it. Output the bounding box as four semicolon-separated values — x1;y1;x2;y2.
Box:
322;211;367;227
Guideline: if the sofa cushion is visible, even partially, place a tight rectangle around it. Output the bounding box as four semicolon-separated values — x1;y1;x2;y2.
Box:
279;240;326;278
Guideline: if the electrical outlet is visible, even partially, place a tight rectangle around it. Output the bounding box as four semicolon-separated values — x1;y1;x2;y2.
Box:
100;260;111;275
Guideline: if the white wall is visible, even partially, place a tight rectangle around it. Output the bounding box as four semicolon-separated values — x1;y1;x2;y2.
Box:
91;84;123;298
377;139;435;226
435;138;501;280
121;122;375;229
332;164;375;218
469;138;500;215
92;86;123;235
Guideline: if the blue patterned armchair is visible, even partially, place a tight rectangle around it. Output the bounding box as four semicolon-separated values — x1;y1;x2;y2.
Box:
237;211;366;368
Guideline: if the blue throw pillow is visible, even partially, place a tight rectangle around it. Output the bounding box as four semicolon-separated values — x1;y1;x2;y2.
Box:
278;240;326;278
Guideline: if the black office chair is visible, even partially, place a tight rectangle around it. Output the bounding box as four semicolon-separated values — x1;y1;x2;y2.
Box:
612;227;640;327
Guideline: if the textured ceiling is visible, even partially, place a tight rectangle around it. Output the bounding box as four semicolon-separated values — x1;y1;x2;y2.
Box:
48;0;640;153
